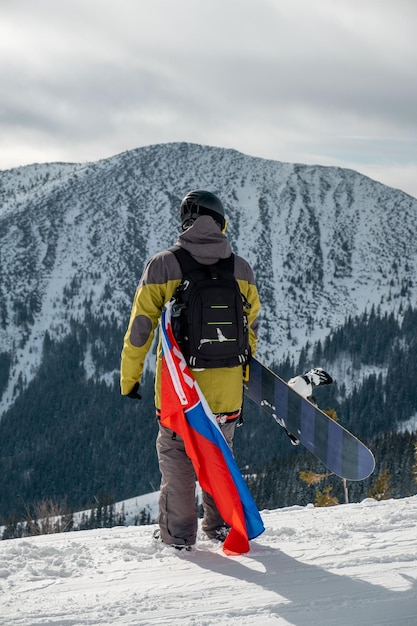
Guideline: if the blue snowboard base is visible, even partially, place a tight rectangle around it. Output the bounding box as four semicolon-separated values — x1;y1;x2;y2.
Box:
244;357;375;481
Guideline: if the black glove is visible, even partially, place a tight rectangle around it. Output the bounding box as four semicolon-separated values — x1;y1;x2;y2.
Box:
126;382;141;400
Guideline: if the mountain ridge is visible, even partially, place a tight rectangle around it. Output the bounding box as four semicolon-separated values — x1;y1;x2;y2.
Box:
1;142;417;418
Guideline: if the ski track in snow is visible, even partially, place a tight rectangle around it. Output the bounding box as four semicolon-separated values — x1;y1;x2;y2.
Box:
1;496;417;625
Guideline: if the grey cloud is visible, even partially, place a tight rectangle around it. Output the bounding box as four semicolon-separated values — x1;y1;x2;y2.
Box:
0;0;416;197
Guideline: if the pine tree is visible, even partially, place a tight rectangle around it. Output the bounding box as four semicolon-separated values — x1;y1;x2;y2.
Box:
367;467;393;501
299;470;330;486
314;486;339;507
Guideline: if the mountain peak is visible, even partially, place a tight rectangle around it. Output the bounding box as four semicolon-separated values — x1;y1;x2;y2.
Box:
1;143;417;416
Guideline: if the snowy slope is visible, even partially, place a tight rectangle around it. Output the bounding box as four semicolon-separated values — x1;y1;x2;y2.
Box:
1;143;417;419
1;496;417;625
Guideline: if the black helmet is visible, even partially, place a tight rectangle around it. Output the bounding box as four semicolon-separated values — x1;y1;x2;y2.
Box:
180;190;226;231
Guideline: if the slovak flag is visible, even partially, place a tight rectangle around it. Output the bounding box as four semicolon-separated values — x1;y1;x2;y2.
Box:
160;304;265;555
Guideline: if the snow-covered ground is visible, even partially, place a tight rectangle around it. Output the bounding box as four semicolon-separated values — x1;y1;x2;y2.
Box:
1;496;417;625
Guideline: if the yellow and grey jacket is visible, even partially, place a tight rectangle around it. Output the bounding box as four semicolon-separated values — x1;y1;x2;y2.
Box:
120;215;260;413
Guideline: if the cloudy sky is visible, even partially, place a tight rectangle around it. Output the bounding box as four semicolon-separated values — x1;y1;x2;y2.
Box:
1;0;416;197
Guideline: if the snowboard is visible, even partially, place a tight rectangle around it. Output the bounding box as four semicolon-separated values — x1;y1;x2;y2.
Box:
243;357;375;481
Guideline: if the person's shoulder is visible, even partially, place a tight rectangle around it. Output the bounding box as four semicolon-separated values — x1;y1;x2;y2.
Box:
141;248;182;285
233;253;256;283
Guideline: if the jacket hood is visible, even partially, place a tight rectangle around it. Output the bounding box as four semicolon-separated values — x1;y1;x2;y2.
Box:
176;215;231;265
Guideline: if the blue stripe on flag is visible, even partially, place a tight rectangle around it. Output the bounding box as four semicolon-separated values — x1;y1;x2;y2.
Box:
186;403;264;540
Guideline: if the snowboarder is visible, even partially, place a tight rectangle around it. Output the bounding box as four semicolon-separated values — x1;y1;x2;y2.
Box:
120;190;261;549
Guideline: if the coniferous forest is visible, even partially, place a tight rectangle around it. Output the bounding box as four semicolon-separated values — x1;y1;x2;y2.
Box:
0;305;416;525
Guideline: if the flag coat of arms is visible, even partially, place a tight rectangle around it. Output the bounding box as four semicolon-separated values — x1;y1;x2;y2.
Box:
160;305;265;555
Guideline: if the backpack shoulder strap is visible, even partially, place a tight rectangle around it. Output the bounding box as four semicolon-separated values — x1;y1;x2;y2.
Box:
215;253;235;274
169;245;201;273
169;245;234;274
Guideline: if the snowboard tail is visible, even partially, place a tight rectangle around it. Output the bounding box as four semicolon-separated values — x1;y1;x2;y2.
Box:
244;357;375;481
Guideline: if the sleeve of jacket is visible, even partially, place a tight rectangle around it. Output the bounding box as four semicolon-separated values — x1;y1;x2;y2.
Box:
246;281;261;356
235;255;261;357
120;252;178;395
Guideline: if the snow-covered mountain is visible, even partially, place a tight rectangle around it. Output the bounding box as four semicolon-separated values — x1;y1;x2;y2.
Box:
1;142;417;418
1;495;417;625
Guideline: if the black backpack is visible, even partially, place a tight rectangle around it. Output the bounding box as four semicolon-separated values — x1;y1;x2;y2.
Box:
170;246;251;369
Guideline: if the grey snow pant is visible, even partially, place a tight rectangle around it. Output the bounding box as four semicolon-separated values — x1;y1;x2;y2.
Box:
156;420;236;546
